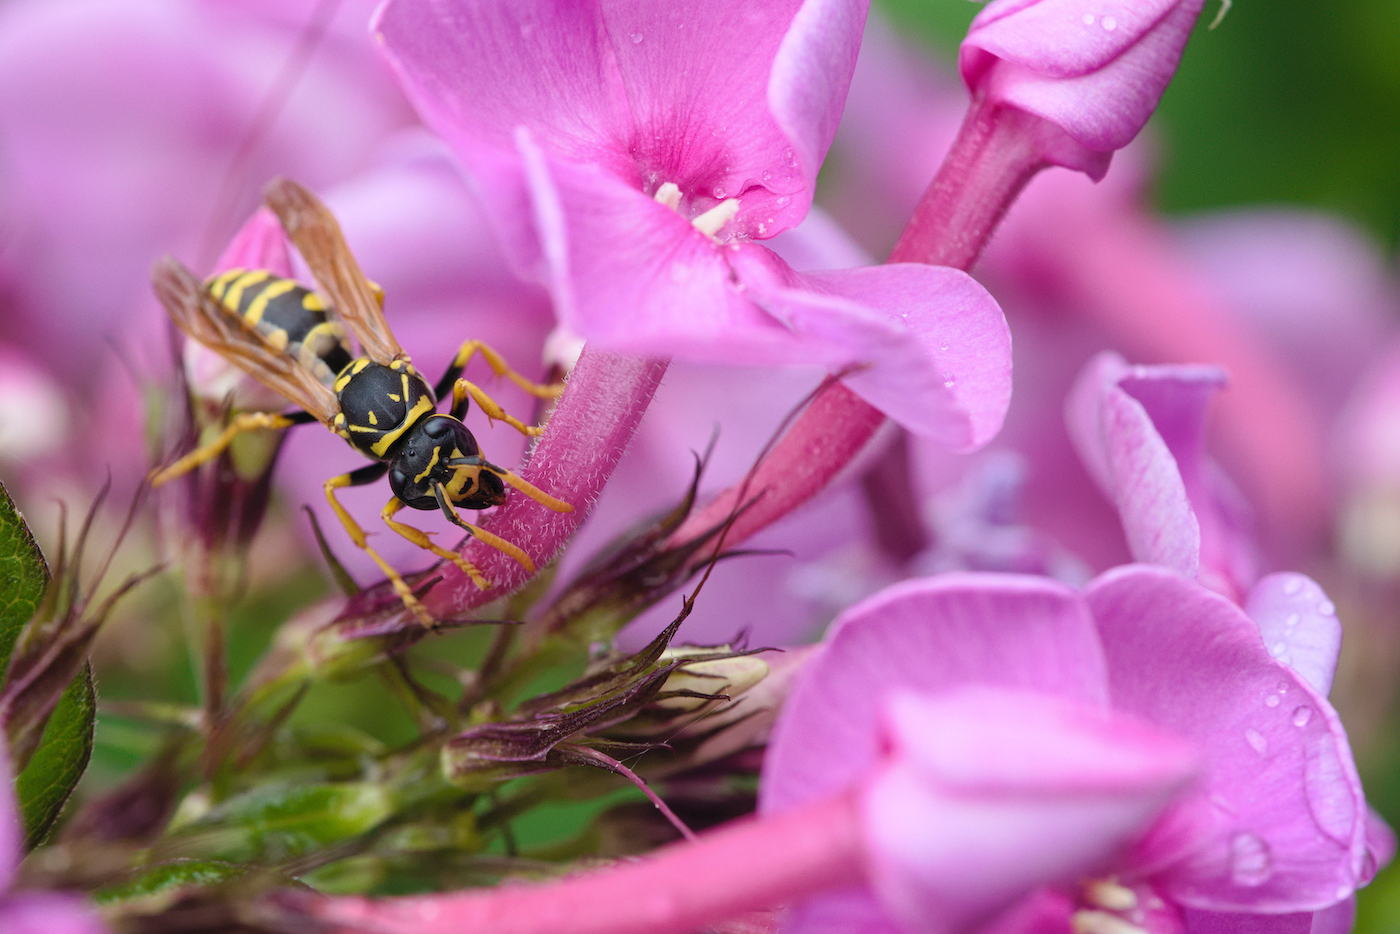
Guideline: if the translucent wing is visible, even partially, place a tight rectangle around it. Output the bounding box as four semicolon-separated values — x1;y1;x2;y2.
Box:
263;178;406;365
151;255;341;425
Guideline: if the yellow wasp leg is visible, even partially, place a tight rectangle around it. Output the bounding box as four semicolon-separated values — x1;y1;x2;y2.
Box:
381;497;493;587
324;470;439;626
151;411;301;486
427;485;538;573
494;469;574;513
449;339;563;400
451;380;545;438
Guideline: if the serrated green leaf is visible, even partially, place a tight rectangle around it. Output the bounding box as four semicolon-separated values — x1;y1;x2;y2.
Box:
16;664;95;848
0;482;49;675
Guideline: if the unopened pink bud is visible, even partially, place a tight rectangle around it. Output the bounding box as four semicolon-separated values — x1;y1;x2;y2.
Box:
960;0;1207;179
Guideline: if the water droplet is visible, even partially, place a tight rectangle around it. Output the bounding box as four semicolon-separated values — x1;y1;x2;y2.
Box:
775;196;791;207
1265;694;1281;708
1102;15;1117;30
630;32;643;43
1270;642;1287;657
1082;12;1095;25
1318;600;1335;615
1229;832;1273;886
1284;578;1303;595
1285;613;1300;628
782;148;797;167
943;378;957;389
1276;682;1289;693
712;186;726;199
1292;706;1313;727
1244;729;1268;755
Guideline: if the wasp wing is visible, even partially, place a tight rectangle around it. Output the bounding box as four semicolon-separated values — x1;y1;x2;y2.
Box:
263;178;406;366
152;255;341;426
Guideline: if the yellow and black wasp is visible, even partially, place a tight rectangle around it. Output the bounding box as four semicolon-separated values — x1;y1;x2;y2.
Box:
151;178;572;624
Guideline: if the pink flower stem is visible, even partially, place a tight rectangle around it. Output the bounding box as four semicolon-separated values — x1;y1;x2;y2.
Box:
429;349;668;617
669;99;1045;552
310;791;865;934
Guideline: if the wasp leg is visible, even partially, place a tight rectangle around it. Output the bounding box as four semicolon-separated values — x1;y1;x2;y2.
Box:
433;339;564;405
449;380;547;438
151;409;316;486
324;463;439;627
486;466;575;514
380;496;496;586
429;483;538;573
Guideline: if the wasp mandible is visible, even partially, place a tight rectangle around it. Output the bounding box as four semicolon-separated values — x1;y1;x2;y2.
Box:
151;178;572;625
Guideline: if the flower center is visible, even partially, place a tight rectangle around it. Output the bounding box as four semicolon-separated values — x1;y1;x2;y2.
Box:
1070;878;1149;934
653;182;740;240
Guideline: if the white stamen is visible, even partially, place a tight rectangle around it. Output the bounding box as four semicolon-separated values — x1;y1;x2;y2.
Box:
1071;910;1147;934
691;198;740;238
1083;879;1137;912
653;182;682;211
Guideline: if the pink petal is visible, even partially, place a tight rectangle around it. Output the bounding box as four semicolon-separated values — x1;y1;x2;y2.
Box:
1065;353;1202;577
1243;574;1342;697
732;251;1012;447
0;894;110;934
1362;808;1396;885
760;574;1110;815
1085;566;1368;912
961;0;1205;168
1181;908;1317;934
373;0;865;239
861;688;1197;934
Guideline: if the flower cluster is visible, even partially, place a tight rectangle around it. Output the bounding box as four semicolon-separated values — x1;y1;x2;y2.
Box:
0;2;1395;934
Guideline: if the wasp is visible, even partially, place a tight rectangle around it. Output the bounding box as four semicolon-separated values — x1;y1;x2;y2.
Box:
151;178;572;625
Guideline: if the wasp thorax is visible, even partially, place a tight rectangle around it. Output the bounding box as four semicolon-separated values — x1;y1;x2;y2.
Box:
389;415;506;512
334;359;436;459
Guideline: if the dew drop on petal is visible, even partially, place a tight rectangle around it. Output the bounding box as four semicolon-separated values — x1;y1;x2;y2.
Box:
712;186;726;199
1244;729;1268;755
1276;682;1289;693
1318;600;1335;615
1270;642;1287;658
1082;13;1095;24
1229;832;1273;886
1102;15;1117;30
1284;578;1303;595
943;378;957;389
630;32;643;43
1265;694;1281;708
1292;706;1313;727
1285;613;1300;628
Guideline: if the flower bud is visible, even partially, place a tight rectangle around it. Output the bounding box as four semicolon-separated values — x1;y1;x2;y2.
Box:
960;0;1207;179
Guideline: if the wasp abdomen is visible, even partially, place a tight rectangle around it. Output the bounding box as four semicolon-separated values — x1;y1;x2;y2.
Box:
207;268;352;385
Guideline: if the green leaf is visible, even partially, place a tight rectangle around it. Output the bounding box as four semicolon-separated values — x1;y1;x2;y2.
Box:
172;781;395;863
15;664;95;847
0;481;49;675
93;859;249;908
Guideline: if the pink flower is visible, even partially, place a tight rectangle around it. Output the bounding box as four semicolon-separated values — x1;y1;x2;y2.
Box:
0;743;109;934
1064;351;1257;601
761;567;1379;933
960;0;1208;179
373;0;1011;446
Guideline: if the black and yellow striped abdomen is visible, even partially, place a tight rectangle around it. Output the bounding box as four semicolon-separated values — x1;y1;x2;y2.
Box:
207;268;352;385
